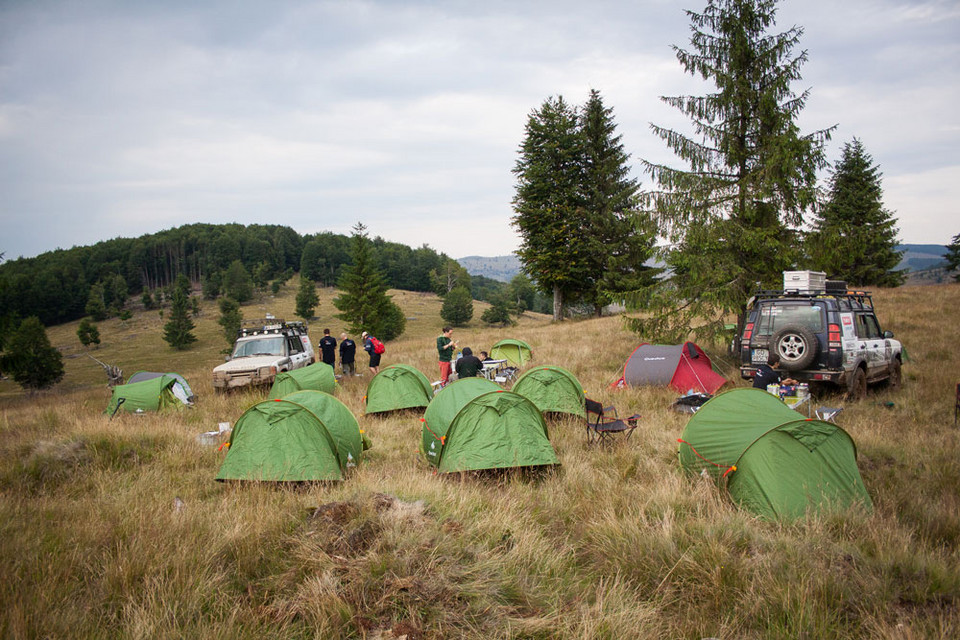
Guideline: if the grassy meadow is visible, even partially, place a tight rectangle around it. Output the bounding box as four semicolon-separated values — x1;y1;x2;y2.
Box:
1;279;958;639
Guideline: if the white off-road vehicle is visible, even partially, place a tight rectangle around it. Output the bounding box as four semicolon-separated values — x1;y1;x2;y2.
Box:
212;319;314;392
737;272;903;399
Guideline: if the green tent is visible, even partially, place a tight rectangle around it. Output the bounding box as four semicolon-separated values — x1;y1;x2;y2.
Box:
512;365;586;419
678;388;872;520
421;377;500;461
216;390;365;482
490;338;533;368
365;364;434;415
421;380;559;473
268;362;336;399
105;375;184;414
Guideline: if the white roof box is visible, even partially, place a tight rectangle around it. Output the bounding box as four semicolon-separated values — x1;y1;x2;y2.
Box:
783;270;826;293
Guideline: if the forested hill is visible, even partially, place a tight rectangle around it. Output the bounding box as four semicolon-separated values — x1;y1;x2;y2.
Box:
0;223;457;327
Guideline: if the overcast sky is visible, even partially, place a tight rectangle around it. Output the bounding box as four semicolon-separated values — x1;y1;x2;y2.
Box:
1;0;958;262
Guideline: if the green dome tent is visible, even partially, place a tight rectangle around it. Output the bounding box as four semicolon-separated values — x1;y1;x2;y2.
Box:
365;364;434;415
421;377;500;461
268;362;336;399
105;375;186;415
421;379;559;473
216;390;365;482
678;388;872;520
128;371;195;403
512;365;586;419
490;338;533;368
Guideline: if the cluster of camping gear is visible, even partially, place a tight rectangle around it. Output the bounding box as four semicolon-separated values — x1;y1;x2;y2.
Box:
99;336;873;522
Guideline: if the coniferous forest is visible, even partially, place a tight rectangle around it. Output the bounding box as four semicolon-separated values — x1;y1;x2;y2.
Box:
0;223;483;327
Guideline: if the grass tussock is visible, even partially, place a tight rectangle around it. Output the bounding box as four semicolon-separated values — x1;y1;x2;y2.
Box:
1;280;959;638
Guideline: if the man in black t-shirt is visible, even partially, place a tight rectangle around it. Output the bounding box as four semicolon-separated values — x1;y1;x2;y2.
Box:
753;353;798;389
455;347;483;379
319;329;337;368
339;333;357;376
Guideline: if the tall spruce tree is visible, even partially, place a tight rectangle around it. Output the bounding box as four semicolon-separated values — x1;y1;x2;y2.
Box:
162;274;197;350
295;275;319;320
217;297;242;348
945;233;960;281
333;223;406;341
580;89;657;315
0;316;64;390
635;0;832;341
807;138;905;286
512;96;590;320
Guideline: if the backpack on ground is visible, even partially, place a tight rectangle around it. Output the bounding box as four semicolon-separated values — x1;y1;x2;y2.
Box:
370;336;386;354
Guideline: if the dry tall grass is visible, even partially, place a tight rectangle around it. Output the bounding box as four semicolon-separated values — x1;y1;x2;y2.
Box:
1;280;958;638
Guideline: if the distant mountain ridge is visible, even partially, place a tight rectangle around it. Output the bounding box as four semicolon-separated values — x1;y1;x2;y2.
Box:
458;244;949;284
895;244;948;272
456;254;521;282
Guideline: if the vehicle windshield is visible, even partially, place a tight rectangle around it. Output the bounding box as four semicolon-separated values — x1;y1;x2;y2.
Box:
754;303;824;336
232;337;285;358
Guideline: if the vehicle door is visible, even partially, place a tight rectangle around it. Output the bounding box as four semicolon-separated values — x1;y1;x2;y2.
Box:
286;334;309;369
854;313;886;378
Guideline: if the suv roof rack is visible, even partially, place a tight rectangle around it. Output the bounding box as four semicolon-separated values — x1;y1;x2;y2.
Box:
237;319;308;338
748;289;874;309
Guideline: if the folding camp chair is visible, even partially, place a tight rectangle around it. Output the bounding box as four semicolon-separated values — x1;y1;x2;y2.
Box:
585;398;639;444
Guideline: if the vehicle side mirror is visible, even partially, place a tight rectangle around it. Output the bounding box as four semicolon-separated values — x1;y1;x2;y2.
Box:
883;330;894;339
224;356;231;362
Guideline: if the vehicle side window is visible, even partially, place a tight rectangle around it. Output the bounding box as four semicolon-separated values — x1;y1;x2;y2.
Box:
855;314;881;339
287;336;303;354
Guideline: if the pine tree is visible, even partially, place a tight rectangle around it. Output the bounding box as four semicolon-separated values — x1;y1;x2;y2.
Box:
295;275;319;320
808;138;905;286
85;282;108;321
217;297;242;348
580;89;658;315
635;0;832;341
0;316;64;390
441;286;474;327
333;223;406;341
512;96;590;320
162;274;197;350
77;317;101;348
222;260;253;303
945;233;960;281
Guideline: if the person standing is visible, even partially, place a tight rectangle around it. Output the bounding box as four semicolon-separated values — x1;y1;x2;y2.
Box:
362;331;381;375
436;327;458;386
455;347;483;378
319;329;337;368
339;333;357;377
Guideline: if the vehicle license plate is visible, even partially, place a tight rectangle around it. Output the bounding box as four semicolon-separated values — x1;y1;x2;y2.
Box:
751;349;768;364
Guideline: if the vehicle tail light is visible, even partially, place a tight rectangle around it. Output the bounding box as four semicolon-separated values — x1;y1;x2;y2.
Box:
742;322;753;345
828;323;841;348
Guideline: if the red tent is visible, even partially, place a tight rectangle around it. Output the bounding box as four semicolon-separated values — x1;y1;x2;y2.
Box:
614;342;727;395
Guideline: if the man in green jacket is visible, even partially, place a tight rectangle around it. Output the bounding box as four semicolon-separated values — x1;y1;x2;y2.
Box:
436;327;458;386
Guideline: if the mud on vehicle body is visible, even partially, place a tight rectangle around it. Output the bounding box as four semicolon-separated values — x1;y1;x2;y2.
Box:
736;275;903;399
212;319;315;392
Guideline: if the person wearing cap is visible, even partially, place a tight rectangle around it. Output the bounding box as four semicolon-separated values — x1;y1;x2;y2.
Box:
361;331;381;375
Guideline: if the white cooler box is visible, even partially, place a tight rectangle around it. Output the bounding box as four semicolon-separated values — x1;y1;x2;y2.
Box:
783;270;826;293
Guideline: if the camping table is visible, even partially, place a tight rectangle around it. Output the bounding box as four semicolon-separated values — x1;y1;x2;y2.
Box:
481;359;508;381
782;392;811;417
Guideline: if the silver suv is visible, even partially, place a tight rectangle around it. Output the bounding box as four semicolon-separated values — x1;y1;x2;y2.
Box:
213;320;314;392
737;285;903;399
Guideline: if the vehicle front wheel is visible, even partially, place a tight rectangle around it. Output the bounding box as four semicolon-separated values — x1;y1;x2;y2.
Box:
847;367;867;401
887;359;902;391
